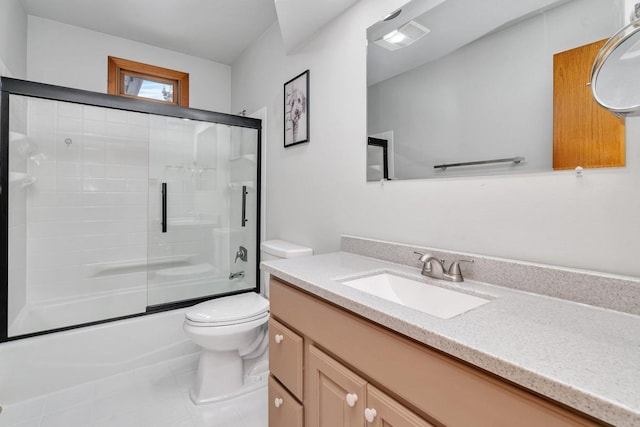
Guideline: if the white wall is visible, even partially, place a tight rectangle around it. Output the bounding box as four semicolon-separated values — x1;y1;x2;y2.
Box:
27;16;231;113
0;0;27;77
231;0;640;278
368;0;620;179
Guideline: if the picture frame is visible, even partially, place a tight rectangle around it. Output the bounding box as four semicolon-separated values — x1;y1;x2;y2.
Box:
284;70;310;147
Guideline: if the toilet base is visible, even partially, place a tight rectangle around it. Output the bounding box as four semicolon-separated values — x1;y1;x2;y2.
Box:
189;349;269;405
190;375;267;405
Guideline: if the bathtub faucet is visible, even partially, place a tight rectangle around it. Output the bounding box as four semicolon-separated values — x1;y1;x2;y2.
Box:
229;271;245;280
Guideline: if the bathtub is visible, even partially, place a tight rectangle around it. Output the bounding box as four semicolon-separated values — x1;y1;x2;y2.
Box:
8;288;148;337
9;276;254;337
0;307;199;405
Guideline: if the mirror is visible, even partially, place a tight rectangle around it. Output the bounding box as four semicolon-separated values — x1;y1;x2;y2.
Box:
592;19;640;116
366;0;624;181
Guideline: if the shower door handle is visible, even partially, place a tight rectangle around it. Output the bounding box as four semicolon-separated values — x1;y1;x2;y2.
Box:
161;182;167;233
241;185;248;227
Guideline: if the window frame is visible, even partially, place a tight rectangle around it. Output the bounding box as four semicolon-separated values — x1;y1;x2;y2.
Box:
107;56;189;107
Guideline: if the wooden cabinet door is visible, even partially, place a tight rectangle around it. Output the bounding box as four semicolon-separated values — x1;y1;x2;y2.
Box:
306;345;367;427
269;376;303;427
553;39;625;170
365;385;435;427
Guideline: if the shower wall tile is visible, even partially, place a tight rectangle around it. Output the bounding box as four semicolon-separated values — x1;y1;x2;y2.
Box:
8;99;30;329
106;109;129;124
56;177;82;192
58;101;82;118
24;98;150;306
31;161;56;178
11;94;248;328
8;224;27;325
57;162;81;177
83;118;107;135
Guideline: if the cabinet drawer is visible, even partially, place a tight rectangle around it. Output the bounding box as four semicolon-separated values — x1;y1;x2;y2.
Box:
269;375;303;427
269;317;304;400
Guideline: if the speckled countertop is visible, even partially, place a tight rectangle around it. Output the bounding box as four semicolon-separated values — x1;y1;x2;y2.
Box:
262;252;640;427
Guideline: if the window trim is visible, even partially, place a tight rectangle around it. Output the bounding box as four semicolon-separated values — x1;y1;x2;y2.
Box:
107;56;189;107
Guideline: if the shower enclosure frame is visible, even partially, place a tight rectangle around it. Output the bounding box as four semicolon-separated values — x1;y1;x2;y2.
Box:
0;77;262;342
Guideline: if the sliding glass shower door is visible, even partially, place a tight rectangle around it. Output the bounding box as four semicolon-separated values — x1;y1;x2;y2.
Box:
1;78;261;340
146;117;258;307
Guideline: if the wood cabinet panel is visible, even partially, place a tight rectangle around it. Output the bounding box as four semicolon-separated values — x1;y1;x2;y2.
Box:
306;344;367;427
269;375;304;427
270;278;602;427
366;384;435;427
553;39;625;170
269;318;304;400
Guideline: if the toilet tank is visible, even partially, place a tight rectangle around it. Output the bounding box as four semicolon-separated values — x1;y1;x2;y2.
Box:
260;240;313;297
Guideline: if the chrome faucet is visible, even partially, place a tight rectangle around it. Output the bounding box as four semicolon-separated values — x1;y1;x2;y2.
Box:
229;271;245;280
414;252;473;282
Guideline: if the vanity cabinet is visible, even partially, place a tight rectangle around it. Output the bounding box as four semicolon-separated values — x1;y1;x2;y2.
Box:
268;277;602;427
307;343;432;427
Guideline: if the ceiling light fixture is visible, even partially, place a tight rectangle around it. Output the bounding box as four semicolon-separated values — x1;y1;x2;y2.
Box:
374;20;430;51
383;30;407;44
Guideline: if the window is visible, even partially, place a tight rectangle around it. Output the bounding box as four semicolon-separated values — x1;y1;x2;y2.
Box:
107;56;189;107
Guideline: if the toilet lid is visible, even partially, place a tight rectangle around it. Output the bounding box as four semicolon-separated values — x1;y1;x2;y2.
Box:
185;292;269;324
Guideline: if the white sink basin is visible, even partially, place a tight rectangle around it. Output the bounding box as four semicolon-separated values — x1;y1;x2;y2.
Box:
341;272;490;319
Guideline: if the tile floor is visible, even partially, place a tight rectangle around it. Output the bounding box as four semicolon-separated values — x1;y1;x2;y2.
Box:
0;353;267;427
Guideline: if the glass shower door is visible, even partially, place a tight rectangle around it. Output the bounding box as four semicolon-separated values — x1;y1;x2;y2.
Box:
5;95;151;337
1;77;262;341
146;117;258;307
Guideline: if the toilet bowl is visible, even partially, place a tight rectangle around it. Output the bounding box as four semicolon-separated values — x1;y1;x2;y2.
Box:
183;292;270;404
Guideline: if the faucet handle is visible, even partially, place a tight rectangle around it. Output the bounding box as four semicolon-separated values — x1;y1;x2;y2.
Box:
447;259;474;281
413;251;433;263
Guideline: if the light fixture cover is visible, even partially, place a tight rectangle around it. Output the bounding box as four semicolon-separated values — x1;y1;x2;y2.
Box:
374;20;430;51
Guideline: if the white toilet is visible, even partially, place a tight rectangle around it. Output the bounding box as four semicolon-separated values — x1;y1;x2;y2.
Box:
183;292;270;404
183;240;312;405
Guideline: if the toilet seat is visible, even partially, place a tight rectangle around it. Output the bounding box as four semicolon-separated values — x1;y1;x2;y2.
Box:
185;292;269;326
184;311;269;328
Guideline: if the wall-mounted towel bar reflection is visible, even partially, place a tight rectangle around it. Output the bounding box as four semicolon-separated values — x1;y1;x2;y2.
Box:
434;156;525;170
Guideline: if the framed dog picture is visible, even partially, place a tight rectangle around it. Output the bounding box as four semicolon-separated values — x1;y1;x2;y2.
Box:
284;70;310;147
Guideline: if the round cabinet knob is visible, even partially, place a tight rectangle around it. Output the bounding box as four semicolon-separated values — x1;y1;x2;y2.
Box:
346;393;358;407
274;334;284;344
364;408;377;423
274;397;284;408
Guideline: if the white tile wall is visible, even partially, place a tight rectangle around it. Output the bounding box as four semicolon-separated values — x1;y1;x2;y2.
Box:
7;96;30;328
7;95;259;334
147;118;235;305
17;96;150;320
